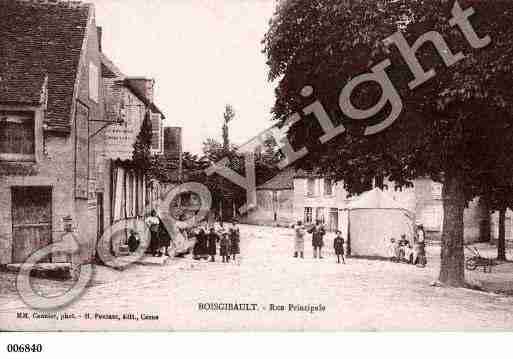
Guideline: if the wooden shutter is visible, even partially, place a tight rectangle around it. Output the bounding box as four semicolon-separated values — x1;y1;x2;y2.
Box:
150;113;162;153
0;112;35;161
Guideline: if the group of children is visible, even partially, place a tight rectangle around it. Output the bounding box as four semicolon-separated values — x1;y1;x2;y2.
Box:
389;235;414;263
388;226;427;266
192;222;241;263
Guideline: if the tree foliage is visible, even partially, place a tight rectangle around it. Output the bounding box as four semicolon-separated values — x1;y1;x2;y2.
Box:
263;0;513;286
222;104;236;151
132;110;153;171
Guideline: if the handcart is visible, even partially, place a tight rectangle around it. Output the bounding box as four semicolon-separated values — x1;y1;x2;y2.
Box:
465;246;497;273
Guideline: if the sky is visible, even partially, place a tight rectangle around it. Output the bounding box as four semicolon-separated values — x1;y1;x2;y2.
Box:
91;0;278;155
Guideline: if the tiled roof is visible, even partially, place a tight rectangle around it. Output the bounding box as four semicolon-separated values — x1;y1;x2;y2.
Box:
100;52;124;78
101;54;166;119
257;167;295;190
0;0;90;132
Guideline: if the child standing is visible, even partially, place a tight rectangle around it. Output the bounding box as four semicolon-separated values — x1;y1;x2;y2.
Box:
293;221;306;259
333;230;345;264
127;229;140;253
404;242;413;264
388;238;399;262
229;222;240;261
219;232;231;263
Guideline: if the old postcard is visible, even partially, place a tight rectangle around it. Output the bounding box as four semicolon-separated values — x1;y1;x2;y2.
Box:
1;0;513;332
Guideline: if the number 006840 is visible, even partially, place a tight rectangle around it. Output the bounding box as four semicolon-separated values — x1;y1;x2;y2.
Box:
7;344;43;353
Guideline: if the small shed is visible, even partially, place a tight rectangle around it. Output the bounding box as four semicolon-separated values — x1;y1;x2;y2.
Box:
344;188;414;258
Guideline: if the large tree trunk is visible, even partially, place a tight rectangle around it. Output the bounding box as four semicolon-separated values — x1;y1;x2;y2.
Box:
439;174;466;287
497;207;507;261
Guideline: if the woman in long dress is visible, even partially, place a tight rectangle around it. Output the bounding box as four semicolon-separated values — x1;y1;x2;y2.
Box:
294;221;306;259
158;217;172;256
207;227;219;262
146;210;161;256
193;227;207;260
229;222;240;261
414;225;427;267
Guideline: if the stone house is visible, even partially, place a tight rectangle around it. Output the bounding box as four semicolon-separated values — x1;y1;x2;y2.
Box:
100;54;165;249
0;0;104;264
0;0;166;266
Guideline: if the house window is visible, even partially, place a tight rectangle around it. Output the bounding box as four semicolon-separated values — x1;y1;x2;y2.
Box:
329;208;339;232
0;112;35;161
307;178;316;197
304;207;313;224
316;207;326;224
431;182;442;200
324;179;333;196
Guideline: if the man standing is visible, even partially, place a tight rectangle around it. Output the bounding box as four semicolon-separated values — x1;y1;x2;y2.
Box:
293;221;306;259
309;220;326;259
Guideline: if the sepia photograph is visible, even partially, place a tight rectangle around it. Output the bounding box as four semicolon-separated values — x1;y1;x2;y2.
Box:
1;0;513;337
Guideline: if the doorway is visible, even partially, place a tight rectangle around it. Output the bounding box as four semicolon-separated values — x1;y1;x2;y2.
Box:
11;187;52;263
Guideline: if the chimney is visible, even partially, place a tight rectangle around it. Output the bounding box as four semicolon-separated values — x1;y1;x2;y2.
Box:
164;127;183;181
97;26;102;52
164;127;182;159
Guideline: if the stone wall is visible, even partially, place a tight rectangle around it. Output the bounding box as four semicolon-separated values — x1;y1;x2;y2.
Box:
73;11;104;263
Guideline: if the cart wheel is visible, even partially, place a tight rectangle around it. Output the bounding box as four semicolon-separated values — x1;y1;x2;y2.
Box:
466;258;477;271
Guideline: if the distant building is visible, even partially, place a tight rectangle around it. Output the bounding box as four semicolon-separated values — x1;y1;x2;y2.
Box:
243;167;295;227
293;173;488;243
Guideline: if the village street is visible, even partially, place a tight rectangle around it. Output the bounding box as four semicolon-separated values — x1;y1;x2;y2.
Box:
1;224;513;331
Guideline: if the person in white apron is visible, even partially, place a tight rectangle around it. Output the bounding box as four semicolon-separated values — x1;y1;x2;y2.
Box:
294;221;306;259
146;209;161;256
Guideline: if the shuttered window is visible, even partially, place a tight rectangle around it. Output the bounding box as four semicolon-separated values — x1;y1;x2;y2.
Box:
306;179;316;197
150;113;162;154
304;207;313;224
324;179;333;196
0;112;35;161
316;207;325;223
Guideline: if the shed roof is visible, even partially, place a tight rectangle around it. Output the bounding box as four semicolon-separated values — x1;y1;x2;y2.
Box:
347;188;409;211
257;167;295;190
